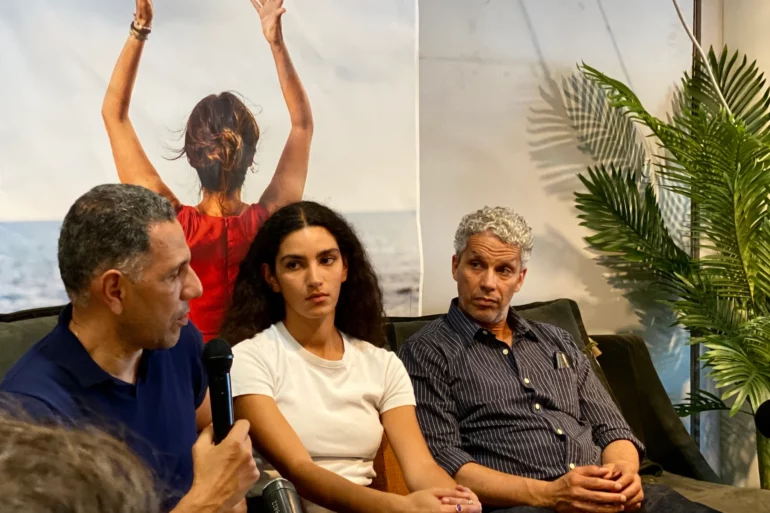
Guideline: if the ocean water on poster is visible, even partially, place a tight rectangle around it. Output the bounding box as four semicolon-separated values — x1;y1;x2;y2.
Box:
0;211;420;316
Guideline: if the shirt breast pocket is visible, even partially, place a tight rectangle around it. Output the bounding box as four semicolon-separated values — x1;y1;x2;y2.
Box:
541;367;581;418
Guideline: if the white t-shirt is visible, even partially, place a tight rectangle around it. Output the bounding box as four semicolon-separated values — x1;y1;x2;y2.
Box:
230;322;416;502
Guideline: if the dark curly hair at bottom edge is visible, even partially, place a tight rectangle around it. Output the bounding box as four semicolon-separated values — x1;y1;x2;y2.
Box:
219;200;386;347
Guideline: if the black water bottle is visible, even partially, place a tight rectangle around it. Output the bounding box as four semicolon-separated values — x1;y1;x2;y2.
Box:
262;478;304;513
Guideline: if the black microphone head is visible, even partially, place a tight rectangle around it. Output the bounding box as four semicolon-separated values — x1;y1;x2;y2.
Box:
203;338;233;375
756;400;770;439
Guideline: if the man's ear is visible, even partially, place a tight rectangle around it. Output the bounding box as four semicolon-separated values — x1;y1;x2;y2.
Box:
97;269;127;315
514;267;528;293
262;264;281;293
452;253;460;283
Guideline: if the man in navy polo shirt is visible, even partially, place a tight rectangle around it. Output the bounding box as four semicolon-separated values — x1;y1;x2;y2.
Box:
0;184;259;512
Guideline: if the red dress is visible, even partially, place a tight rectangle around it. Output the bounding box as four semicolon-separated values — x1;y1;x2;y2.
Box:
176;203;270;342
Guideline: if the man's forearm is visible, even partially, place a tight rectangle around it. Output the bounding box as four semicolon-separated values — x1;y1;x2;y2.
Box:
601;439;640;472
454;462;550;508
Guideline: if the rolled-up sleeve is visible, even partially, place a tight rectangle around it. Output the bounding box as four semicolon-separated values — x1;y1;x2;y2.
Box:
398;338;475;476
568;333;645;457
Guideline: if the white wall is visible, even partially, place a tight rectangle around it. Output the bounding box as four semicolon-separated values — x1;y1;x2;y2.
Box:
419;0;694;394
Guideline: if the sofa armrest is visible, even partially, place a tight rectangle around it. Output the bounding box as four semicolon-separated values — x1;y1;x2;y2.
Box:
371;434;410;495
591;334;720;483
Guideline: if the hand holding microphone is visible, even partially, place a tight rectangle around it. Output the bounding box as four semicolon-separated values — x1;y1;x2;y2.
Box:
185;421;259;513
174;339;259;513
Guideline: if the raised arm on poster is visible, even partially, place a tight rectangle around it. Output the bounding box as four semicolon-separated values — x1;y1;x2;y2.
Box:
101;0;314;341
251;0;314;215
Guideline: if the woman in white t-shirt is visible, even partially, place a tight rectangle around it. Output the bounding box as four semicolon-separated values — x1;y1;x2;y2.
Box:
219;201;481;513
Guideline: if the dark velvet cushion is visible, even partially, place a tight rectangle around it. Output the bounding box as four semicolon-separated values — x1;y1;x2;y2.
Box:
0;306;63;378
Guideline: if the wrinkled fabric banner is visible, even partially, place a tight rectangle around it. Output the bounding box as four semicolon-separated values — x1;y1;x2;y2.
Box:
0;0;421;316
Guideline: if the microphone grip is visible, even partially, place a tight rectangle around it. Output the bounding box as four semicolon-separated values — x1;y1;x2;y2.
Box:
263;478;305;513
209;372;234;444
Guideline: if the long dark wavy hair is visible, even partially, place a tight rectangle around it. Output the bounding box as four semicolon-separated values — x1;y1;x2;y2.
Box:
220;201;386;347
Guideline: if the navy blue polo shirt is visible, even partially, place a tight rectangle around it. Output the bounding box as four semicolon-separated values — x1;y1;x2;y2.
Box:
0;304;208;509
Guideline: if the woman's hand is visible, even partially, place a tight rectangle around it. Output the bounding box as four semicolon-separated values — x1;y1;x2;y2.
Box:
395;488;480;513
134;0;153;28
439;485;482;513
249;0;286;47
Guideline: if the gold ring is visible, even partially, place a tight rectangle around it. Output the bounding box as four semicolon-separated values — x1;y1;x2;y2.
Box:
468;500;474;505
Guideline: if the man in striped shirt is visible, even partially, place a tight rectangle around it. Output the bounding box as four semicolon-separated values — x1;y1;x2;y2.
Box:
398;206;718;513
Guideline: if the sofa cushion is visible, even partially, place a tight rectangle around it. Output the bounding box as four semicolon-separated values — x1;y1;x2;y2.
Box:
0;315;59;378
593;334;720;483
386;298;589;351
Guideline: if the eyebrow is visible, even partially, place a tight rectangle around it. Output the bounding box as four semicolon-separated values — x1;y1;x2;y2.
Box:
467;253;518;266
279;248;340;263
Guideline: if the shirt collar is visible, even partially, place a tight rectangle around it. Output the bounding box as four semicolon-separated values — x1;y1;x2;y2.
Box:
52;304;140;389
446;298;537;344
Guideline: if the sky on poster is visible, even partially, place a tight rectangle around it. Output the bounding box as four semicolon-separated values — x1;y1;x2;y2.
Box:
0;0;417;220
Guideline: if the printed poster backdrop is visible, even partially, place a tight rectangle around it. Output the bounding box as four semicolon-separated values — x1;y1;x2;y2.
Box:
0;0;421;316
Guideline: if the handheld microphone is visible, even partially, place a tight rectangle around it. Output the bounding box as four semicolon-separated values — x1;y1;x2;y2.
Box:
202;338;234;444
756;400;770;439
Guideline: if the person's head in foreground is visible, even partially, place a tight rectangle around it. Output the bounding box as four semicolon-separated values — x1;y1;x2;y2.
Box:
58;183;203;349
220;200;386;346
0;412;159;513
452;205;533;328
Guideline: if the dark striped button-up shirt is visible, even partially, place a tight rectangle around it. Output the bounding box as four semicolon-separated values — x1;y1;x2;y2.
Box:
398;299;644;480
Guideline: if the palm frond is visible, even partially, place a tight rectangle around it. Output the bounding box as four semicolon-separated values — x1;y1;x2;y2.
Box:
578;47;770;419
584;60;770;310
575;164;690;287
690;47;770;137
673;388;747;417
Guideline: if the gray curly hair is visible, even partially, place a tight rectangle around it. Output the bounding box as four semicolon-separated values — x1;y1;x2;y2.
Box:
454;206;534;268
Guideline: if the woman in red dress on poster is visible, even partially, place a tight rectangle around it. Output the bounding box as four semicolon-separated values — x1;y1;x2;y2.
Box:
102;0;313;341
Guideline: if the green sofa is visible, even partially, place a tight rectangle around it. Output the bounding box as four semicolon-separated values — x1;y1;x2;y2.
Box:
2;298;769;512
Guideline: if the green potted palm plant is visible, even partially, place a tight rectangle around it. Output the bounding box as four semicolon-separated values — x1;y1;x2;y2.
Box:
575;45;770;488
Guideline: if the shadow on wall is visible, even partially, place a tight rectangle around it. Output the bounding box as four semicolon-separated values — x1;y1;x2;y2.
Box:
525;65;692;413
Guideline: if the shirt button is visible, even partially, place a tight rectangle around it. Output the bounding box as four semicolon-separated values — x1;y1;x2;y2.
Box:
569;463;576;470
502;349;509;355
534;403;541;410
523;378;531;384
556;429;564;435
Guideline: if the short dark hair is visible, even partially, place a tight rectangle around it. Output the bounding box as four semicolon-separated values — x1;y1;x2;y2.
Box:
220;201;387;347
58;184;176;303
0;412;159;513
